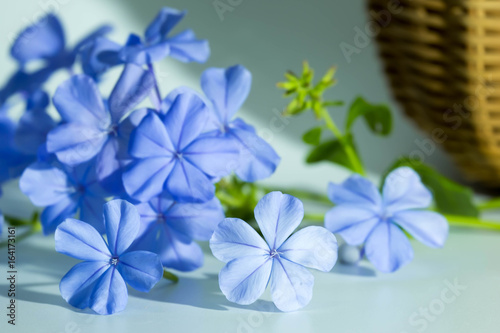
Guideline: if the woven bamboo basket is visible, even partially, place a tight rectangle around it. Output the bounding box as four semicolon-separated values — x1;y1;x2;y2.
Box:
367;0;500;187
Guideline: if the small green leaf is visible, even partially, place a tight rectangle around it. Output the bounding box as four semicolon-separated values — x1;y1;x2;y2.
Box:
323;100;344;108
302;127;322;145
346;96;392;136
306;135;358;172
384;158;479;217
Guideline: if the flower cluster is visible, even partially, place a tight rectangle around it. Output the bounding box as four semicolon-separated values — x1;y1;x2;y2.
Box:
0;8;280;314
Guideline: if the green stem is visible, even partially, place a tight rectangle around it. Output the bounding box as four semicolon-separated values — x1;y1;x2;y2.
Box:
261;186;331;205
477;198;500;211
163;269;179;283
319;108;366;176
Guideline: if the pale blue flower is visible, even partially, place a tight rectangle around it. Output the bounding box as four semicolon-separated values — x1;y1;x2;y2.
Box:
324;167;449;273
210;191;338;312
55;199;163;315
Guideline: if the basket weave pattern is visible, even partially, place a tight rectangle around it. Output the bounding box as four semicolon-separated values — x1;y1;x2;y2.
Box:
368;0;500;186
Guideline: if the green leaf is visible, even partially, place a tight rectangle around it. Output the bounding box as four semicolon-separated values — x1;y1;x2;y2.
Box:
346;96;392;136
306;135;358;172
384;158;479;217
302;127;322;145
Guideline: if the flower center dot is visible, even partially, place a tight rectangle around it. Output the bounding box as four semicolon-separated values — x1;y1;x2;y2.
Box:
269;249;280;258
110;257;119;266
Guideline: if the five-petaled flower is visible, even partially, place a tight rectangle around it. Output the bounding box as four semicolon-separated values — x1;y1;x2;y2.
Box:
210;191;338;312
131;193;224;271
324;167;449;273
55;199;163;315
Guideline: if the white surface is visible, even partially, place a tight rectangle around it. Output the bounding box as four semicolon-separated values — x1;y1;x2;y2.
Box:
0;229;499;333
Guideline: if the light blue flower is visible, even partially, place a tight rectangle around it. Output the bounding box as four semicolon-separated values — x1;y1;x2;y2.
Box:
210;191;338;312
20;159;109;235
55;199;163;315
131;193;224;271
201;65;280;182
46;64;154;194
324;167;449;273
123;89;239;203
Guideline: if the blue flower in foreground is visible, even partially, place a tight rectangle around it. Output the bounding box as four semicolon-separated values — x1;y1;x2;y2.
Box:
82;7;209;80
201;65;280;182
131;193;224;271
325;167;449;273
46;64;154;193
210;191;338;312
1;13;110;104
20;159;109;234
123;90;239;203
55;200;163;315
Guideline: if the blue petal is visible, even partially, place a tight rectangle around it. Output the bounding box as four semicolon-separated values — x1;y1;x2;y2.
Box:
95;137;122;192
279;226;338;272
254;191;304;249
165;29;210;63
229;121;280;182
163;91;209;151
52;75;109;127
55;218;111;260
153;226;204;271
19;162;71;206
108;64;154;123
80;37;122;80
41;194;79;235
270;258;314;312
219;255;272;305
129;112;174;158
327;175;382;208
144;7;186;44
120;41;171;65
79;195;107;234
89;266;128;315
47;123;109;166
392;210;448;248
210;218;269;263
382;167;432;212
123;157;175;202
165;159;214;203
201;65;251;123
60;261;109;309
324;205;379;245
14;107;56;155
11;14;65;64
104;200;141;256
117;250;162;292
184;135;239;178
165;197;225;240
364;221;414;273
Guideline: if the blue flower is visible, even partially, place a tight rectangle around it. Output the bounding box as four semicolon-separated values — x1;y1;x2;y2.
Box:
131;193;224;271
324;167;449;273
1;13;111;105
82;7;209;80
55;199;163;315
123;89;239;203
20;159;109;235
200;65;280;182
46;64;154;194
210;191;338;312
14;90;56;155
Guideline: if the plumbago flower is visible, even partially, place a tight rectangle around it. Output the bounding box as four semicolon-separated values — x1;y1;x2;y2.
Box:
55;200;163;315
46;64;154;193
20;158;109;234
0;13;111;105
201;65;280;182
210;191;338;312
324;167;449;273
130;192;224;271
123;89;239;203
82;7;209;80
